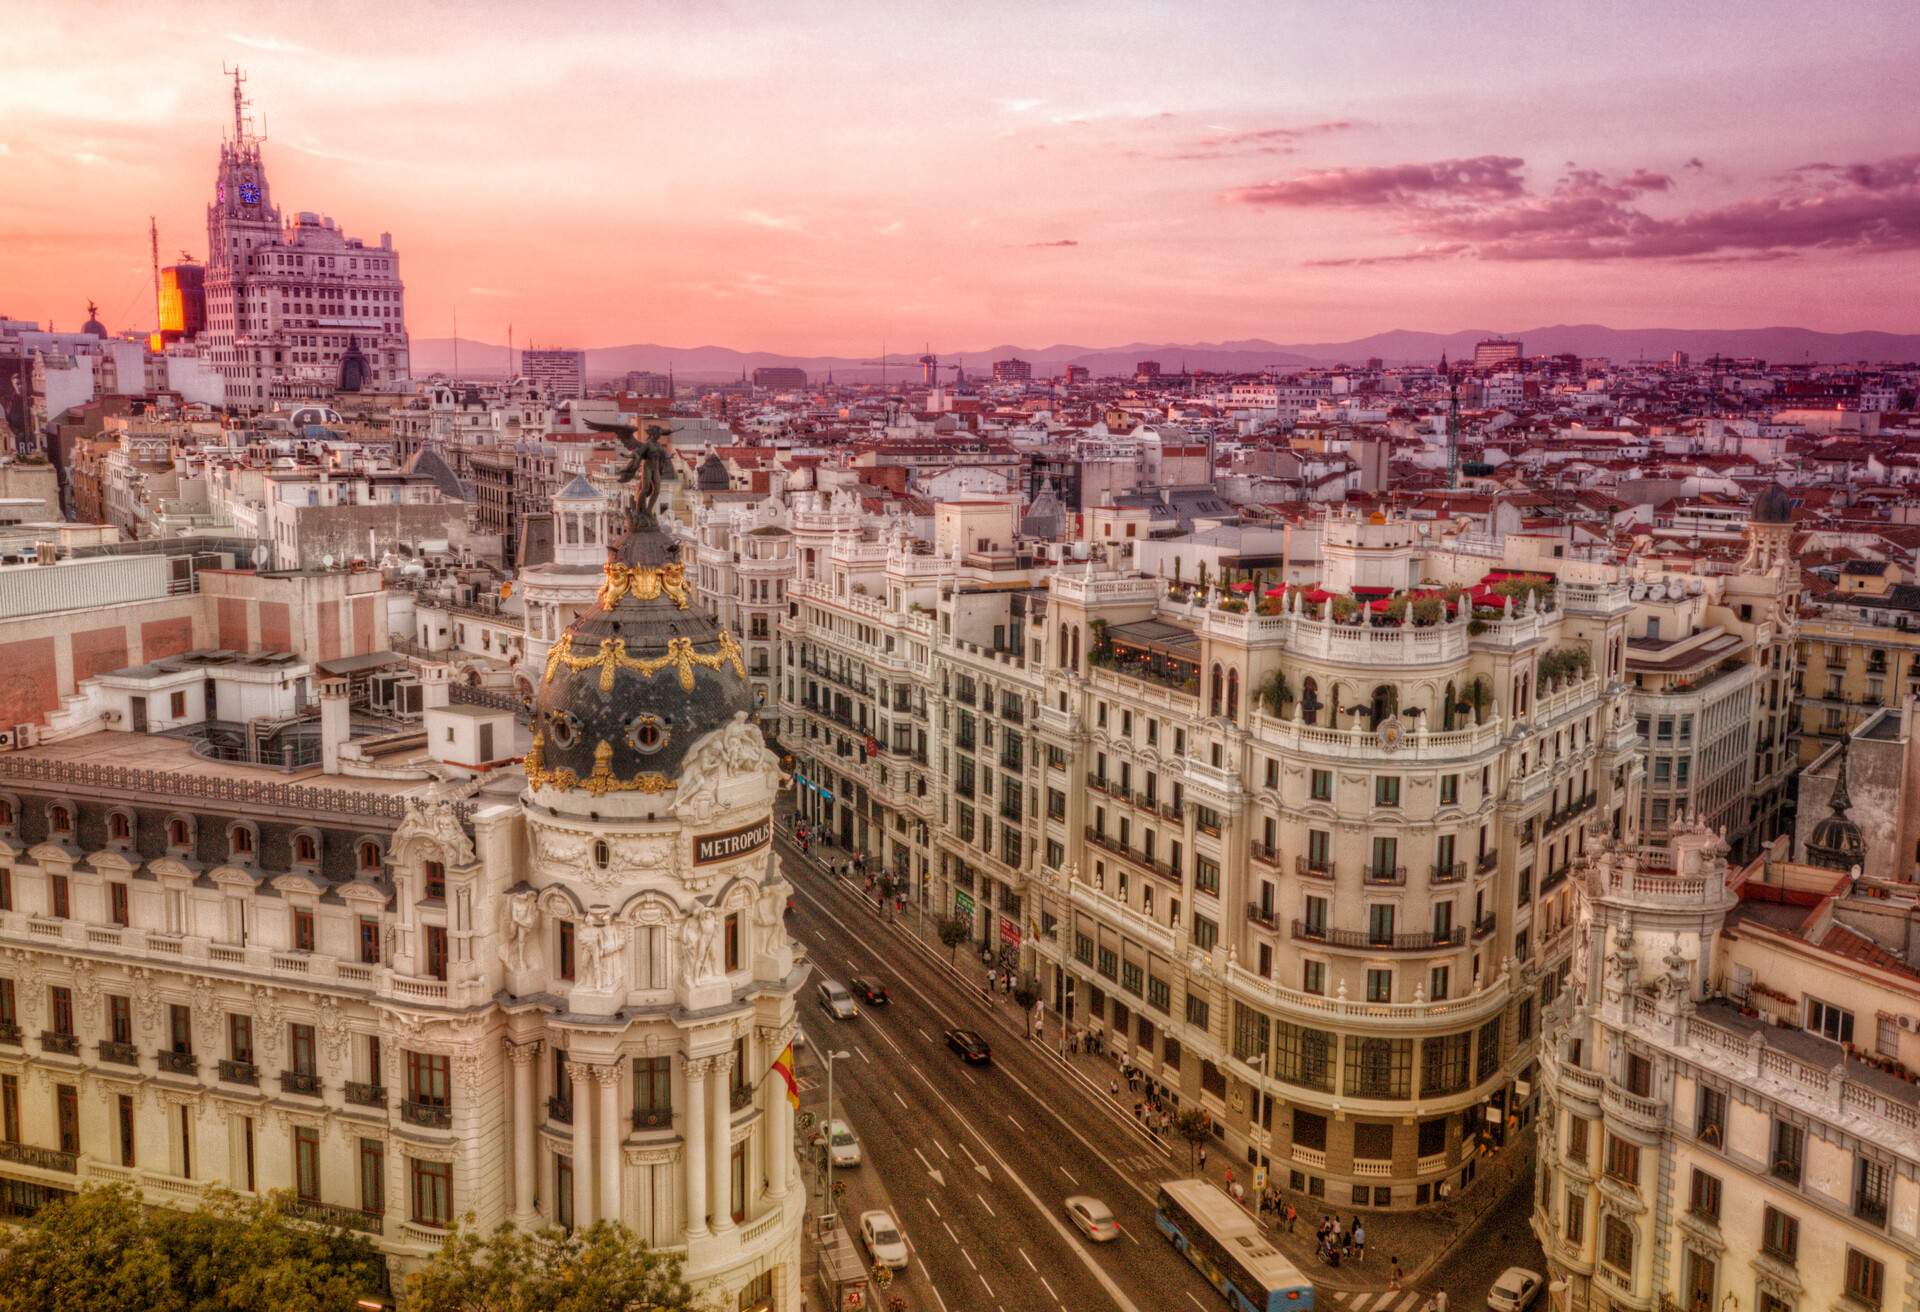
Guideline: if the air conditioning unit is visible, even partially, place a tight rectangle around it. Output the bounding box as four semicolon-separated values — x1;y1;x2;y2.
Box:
1900;1015;1916;1032
0;730;12;751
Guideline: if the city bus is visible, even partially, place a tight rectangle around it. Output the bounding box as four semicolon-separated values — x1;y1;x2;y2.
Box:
1155;1178;1315;1312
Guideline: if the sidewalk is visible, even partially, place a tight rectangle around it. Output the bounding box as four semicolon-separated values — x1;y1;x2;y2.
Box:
778;815;1531;1295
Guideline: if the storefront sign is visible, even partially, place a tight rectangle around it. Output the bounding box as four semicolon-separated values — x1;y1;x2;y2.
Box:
954;890;975;917
1000;916;1021;947
694;818;772;865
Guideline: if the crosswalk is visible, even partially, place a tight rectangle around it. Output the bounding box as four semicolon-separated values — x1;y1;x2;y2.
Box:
1326;1290;1428;1312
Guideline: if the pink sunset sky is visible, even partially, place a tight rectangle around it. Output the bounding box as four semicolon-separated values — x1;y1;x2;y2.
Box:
3;0;1918;355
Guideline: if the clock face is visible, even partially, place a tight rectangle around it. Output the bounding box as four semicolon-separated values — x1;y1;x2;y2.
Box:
239;181;261;206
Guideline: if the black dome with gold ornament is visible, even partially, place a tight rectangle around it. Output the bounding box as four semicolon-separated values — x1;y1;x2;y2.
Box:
525;522;751;798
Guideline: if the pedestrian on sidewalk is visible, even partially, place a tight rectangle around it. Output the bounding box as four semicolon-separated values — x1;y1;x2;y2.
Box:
1388;1258;1402;1291
984;969;995;997
1110;1078;1120;1099
1351;1219;1366;1263
1197;1145;1208;1170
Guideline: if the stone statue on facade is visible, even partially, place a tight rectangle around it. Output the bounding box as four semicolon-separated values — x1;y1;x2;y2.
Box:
681;905;721;987
577;909;625;992
499;889;538;973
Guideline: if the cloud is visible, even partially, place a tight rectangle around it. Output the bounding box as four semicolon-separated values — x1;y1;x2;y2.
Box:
998;97;1046;114
738;210;806;232
1265;154;1920;265
1225;155;1527;207
1685;157;1707;171
1022;239;1079;248
1138;119;1359;163
226;32;310;54
874;220;904;236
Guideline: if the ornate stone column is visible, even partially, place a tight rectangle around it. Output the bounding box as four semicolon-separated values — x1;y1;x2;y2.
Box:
595;1063;622;1224
569;1059;595;1228
505;1039;541;1224
684;1056;710;1234
708;1052;734;1232
767;1075;790;1199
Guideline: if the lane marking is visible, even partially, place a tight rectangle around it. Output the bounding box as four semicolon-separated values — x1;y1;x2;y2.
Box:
1059;1166;1079;1186
979;1274;996;1299
1020;1247;1037;1272
893;1090;909;1111
962;1249;977;1271
1040;1276;1058;1299
1007;1114;1024;1131
1187;1296;1207;1311
976;1191;996;1217
942;1220;959;1245
1116;1221;1142;1246
857;1046;872;1065
925;1195;942;1218
920;1265;949;1312
934;1139;950;1160
917;1027;933;1042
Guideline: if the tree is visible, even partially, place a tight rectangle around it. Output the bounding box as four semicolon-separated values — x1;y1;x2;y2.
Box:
1012;977;1043;1011
405;1219;695;1312
0;1184;385;1312
936;913;972;962
1174;1108;1213;1173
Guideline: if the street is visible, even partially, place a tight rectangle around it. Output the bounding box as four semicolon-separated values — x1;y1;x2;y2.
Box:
783;835;1547;1312
786;846;1225;1312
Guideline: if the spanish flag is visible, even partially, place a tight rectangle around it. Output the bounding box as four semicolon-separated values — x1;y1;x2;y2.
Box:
770;1043;800;1110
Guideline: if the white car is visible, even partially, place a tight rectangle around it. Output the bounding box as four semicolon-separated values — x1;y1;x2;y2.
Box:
1488;1267;1543;1312
818;980;859;1020
816;1119;862;1168
860;1209;909;1270
1065;1195;1118;1242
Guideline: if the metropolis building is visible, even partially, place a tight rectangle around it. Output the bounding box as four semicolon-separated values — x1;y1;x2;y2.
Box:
0;515;804;1307
199;76;411;408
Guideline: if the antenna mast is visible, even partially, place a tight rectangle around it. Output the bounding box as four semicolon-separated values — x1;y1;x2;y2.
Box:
149;216;161;335
221;64;250;145
1442;353;1461;489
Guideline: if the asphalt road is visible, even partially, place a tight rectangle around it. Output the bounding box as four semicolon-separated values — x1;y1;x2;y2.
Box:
1419;1171;1545;1310
785;845;1231;1312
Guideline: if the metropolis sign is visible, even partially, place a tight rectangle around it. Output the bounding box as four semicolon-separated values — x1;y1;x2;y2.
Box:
694;818;772;866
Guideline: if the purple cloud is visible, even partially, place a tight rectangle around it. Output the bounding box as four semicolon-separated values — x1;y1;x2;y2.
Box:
1267;154;1920;264
1023;239;1079;248
1142;120;1358;163
1224;155;1527;207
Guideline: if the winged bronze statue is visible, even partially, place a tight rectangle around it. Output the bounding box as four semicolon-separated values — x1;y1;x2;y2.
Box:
584;418;675;530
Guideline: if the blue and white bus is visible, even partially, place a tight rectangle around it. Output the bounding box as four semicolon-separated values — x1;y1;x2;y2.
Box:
1155;1178;1314;1312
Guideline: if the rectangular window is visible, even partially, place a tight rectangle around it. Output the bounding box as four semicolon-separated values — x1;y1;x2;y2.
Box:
56;1084;79;1155
168;1004;193;1055
1;1074;16;1143
292;908;315;952
1185;994;1210;1031
1307;828;1331;868
1566;1113;1589;1163
1366;969;1392;1002
1807;997;1855;1043
1847;1250;1886;1308
109;883;129;927
1194;858;1220;896
109;995;132;1045
117;1093;136;1167
294;1126;321;1200
1688;1168;1720;1221
410;1157;453;1227
633;1056;672;1120
724;913;742;972
290;1023;317;1077
49;986;72;1036
424;861;446;900
407;1051;452;1108
729;1141;747;1224
1602;1215;1634;1273
1857;1156;1892;1225
1192;916;1217;951
227;1013;252;1063
1604;1133;1639;1185
1761;1205;1798;1263
1147;975;1170;1012
1122;962;1144;997
1429;965;1450;1001
1375;776;1401;807
1302;960;1326;996
1097;947;1118;980
1367;904;1395;945
558;921;576;980
359;1138;385;1215
1310;769;1332;801
1696;1085;1726;1147
1772;1120;1804;1184
424;925;448;980
1274;1023;1336;1092
1421;1033;1471;1095
358;917;381;964
1440;774;1459;805
50;875;69;919
1342;1035;1413;1099
1564;1191;1584;1244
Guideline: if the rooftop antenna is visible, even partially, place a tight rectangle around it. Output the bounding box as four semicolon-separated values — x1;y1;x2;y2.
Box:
149;216;161;334
1442;352;1460;489
222;64;250;146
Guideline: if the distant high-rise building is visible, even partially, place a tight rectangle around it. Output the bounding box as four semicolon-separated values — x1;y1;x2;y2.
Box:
751;366;808;388
199;71;409;407
522;348;587;399
620;369;673;398
1135;360;1162;379
1062;365;1091;385
1472;338;1522;369
157;263;206;344
991;357;1031;383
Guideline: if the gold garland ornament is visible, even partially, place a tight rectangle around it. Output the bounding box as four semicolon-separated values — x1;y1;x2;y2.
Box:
524;734;674;797
542;630;746;695
597;560;691;610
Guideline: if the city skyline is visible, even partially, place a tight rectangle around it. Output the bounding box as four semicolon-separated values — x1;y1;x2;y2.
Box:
4;0;1919;356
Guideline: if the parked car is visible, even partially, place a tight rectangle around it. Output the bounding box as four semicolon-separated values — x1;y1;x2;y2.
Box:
848;975;890;1005
1488;1268;1543;1312
945;1028;991;1064
1064;1195;1118;1242
815;1119;862;1168
817;979;859;1020
859;1209;910;1270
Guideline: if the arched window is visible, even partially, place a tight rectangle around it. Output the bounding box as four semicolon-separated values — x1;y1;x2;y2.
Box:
168;818;190;848
231;826;254;855
109;812;132;841
1301;677;1320;726
1226;669;1240;721
358;840;382;871
295;833;318;863
1371;684;1396;727
49;805;71;834
593;840;610;869
1443;682;1458;732
1210;664;1224;717
0;800;12;827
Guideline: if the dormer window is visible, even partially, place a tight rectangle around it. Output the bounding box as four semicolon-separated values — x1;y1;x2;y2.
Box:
295;834;318;864
0;800;14;828
358;841;382;873
107;812;131;842
49;806;71;836
424;861;445;901
167;818;191;850
231;826;255;857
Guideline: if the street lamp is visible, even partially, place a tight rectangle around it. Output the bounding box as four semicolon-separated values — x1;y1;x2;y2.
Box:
822;1049;851;1232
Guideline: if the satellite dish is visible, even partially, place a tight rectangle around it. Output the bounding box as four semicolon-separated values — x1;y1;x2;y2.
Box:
250;544;269;568
322;554;335;569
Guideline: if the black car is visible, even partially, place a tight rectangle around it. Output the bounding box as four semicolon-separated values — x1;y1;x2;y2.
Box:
849;975;890;1006
945;1028;991;1065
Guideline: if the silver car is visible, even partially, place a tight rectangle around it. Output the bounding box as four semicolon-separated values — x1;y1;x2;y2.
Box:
817;979;859;1020
816;1119;862;1168
860;1209;909;1270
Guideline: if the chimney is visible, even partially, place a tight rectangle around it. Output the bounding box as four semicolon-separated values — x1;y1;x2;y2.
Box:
34;542;55;566
318;675;351;774
418;662;453;711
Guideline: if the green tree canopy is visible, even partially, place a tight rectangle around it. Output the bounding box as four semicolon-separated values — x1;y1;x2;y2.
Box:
403;1220;695;1312
0;1184;385;1312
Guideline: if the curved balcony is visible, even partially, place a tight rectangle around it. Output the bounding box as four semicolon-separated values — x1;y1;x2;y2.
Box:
1223;961;1512;1032
401;1100;452;1130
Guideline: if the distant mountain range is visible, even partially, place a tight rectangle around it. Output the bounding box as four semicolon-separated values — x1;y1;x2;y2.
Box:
409;323;1920;381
